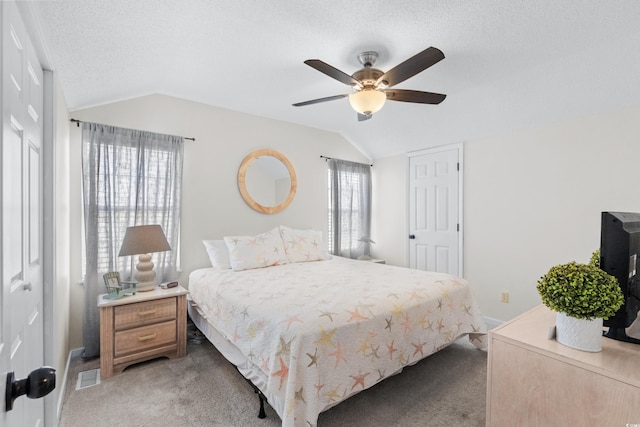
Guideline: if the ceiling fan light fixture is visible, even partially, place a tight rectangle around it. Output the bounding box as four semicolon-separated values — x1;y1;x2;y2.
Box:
348;89;386;115
294;47;446;120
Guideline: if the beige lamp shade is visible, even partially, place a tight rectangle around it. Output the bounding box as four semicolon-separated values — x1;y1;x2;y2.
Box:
118;225;171;291
118;224;171;256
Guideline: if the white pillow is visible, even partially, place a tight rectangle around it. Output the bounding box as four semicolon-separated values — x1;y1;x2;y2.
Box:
279;226;330;263
224;227;288;271
202;240;232;269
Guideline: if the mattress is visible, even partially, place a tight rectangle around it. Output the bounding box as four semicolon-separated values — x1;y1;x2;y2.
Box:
187;256;486;426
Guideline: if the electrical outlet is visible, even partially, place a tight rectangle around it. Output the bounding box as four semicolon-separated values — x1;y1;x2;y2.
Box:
500;291;509;303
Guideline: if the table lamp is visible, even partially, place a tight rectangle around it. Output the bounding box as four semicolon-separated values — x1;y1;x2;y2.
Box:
118;224;171;291
358;236;375;260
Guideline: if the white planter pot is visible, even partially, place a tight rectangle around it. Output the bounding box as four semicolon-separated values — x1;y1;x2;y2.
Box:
555;312;603;352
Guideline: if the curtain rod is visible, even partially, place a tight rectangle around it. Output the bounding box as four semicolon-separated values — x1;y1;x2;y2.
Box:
69;118;195;141
320;155;372;167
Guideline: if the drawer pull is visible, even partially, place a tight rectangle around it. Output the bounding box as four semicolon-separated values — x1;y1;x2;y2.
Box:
137;309;157;316
137;333;157;342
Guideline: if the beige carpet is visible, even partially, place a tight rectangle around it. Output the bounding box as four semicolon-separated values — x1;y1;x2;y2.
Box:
59;334;487;426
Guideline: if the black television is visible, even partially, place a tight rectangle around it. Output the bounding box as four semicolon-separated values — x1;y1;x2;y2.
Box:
600;211;640;344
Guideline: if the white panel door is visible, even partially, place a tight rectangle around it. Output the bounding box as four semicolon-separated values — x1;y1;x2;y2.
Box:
1;2;47;426
408;146;461;276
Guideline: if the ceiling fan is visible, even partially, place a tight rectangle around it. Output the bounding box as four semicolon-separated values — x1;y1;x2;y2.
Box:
292;47;446;121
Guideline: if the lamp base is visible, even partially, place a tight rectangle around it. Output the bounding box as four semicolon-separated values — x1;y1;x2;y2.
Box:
134;254;157;291
135;281;156;292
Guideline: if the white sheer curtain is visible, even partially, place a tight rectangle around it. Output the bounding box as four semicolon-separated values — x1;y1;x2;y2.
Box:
81;122;184;358
328;159;372;258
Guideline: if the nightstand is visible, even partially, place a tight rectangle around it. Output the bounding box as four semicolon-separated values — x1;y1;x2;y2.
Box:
98;285;188;378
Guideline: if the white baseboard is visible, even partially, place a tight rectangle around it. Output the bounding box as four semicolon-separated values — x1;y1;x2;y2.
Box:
57;347;84;421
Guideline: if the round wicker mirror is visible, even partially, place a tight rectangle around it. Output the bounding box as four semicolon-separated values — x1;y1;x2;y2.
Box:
238;149;297;214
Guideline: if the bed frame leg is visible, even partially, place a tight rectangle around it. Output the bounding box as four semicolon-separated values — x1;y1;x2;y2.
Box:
256;389;267;419
236;367;269;419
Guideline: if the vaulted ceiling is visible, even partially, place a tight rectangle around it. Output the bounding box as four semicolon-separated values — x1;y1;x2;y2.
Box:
30;0;640;160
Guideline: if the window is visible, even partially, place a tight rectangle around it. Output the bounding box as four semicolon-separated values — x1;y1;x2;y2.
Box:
327;159;372;258
87;143;181;274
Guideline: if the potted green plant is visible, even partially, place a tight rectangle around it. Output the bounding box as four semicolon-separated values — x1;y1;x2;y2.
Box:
536;258;623;352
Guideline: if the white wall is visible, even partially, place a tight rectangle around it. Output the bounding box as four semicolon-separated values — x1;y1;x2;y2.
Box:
374;106;640;323
371;155;408;267
53;78;72;376
68;94;370;345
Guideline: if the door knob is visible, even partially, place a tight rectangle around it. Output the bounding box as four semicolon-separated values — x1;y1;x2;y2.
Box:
5;367;56;411
409;234;416;239
23;282;32;291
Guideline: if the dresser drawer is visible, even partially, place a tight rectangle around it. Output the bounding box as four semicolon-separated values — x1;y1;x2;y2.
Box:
114;298;176;329
114;320;177;357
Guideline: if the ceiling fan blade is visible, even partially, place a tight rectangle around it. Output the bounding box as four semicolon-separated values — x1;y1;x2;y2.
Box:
292;94;348;107
376;47;445;88
385;89;446;104
304;59;360;86
357;113;372;122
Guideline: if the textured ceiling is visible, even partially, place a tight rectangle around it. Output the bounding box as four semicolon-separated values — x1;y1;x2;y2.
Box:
31;0;640;160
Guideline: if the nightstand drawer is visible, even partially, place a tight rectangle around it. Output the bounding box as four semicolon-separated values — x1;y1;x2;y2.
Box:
114;320;176;357
114;298;176;329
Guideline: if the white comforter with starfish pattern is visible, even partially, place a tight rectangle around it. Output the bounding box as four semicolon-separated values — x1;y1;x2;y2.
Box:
188;256;486;427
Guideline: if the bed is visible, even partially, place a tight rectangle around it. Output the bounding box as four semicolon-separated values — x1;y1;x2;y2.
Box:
187;227;487;427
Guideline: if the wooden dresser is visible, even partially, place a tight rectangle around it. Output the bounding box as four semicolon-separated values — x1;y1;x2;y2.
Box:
486;304;640;426
98;285;188;378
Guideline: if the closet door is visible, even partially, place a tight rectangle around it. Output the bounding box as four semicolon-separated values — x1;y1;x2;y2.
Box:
408;145;462;276
1;2;49;426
